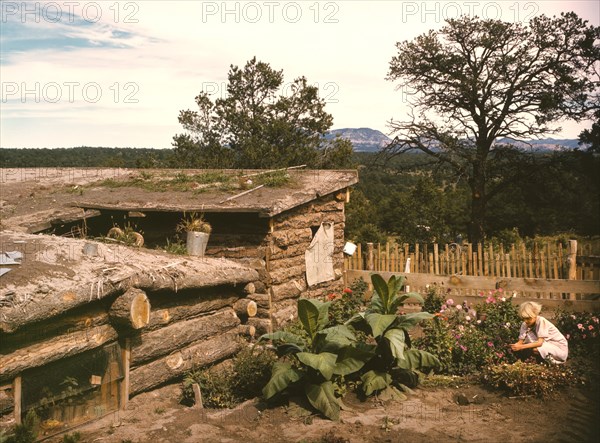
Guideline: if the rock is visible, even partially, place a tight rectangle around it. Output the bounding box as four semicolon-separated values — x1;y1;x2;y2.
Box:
456;393;470;406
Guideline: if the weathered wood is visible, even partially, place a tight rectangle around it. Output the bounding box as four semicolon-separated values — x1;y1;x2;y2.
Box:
147;291;239;331
255;307;271;319
131;308;240;366
246;318;272;335
568;240;578;300
237;324;256;338
0;306;109;355
269;264;305;285
120;338;131;408
270;279;307;301
271;299;297;328
0;259;259;334
273;211;344;230
233;299;258;318
252;280;267;294
109;288;151;330
13;376;21;425
346;270;600;296
247;293;270;310
0;325;118;382
268;255;305;271
243;282;256;295
192;383;203;408
129;332;241;395
271;228;312;248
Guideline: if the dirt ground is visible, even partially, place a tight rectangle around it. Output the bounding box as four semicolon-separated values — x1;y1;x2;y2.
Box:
42;375;600;443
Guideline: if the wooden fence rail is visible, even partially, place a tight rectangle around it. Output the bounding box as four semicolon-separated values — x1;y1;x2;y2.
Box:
344;270;600;312
344;240;600;282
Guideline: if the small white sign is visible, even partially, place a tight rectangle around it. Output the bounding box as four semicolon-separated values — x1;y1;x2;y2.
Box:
343;242;357;256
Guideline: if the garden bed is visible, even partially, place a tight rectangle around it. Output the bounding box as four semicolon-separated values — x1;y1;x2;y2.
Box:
50;368;600;443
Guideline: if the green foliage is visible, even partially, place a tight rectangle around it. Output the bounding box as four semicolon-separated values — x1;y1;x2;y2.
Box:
163;237;187;255
3;410;39;443
260;298;366;420
176;212;212;233
173;57;353;169
481;361;577;398
385;13;598;243
553;309;600;358
326;280;368;327
181;345;277;408
415;289;521;375
61;432;81;443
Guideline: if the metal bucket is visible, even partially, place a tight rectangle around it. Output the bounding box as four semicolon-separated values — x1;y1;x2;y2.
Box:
186;231;210;256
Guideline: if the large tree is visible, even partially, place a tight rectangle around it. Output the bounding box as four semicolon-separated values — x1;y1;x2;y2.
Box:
384;13;599;244
173;57;353;169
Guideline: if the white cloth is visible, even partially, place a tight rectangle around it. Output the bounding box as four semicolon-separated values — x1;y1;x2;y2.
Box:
518;316;568;362
305;222;335;287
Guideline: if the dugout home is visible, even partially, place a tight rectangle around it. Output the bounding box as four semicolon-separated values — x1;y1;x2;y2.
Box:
0;168;358;436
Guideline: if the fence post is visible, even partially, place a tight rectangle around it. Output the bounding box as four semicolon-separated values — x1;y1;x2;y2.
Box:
366;242;374;271
568;240;578;300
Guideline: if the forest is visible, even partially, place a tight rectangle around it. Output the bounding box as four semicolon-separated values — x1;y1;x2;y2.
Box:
1;146;598;245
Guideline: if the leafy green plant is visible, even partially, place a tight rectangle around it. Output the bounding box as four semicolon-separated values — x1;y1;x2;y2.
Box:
481;361;577;397
61;432;82;443
347;274;440;397
260;298;370;421
3;410;39;443
163;237;187;255
181;345;276;408
326;279;368;327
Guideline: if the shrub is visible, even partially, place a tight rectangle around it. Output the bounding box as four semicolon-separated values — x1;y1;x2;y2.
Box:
181;344;277;408
415;288;521;375
553;309;600;357
481;360;577;397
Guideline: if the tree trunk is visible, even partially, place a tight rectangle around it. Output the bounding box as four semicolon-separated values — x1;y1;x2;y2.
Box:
0;325;118;382
233;299;258;319
130;308;240;367
469;158;487;245
109;288;151;330
128;332;242;395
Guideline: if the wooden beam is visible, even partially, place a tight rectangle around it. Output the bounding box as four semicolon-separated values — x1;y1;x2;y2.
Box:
13;376;21;425
120;338;131;409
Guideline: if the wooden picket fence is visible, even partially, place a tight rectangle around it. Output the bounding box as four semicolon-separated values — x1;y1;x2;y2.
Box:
344;240;600;281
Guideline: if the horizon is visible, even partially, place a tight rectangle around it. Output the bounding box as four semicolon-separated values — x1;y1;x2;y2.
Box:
1;1;599;149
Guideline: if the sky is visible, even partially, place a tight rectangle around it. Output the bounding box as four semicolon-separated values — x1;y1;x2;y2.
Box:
1;0;599;149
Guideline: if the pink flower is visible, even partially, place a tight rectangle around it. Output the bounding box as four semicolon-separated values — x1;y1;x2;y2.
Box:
566;334;570;340
456;305;462;310
496;352;504;358
593;317;599;323
588;325;594;331
577;323;584;330
459;345;467;351
486;296;496;304
447;298;454;306
583;334;587;339
497;288;504;293
487;341;494;347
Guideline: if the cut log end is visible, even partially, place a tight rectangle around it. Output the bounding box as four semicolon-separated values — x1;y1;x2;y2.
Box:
233;299;258;318
110;288;151;330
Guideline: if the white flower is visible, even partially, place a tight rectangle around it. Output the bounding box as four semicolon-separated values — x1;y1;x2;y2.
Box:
505;322;511;328
501;297;506;302
512;292;517;298
465;315;471;321
477;320;482;324
456;305;462;310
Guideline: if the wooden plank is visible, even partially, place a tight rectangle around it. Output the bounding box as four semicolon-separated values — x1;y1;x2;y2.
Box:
120;338;131;409
345;270;600;294
13;376;21;425
467;243;473;276
505;253;511;278
434;243;440;275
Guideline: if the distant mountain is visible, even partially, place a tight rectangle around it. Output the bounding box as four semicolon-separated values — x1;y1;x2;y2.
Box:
325;128;392;152
497;138;582;151
326;128;581;153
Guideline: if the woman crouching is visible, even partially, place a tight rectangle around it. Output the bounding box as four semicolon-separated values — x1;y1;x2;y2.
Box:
510;301;568;364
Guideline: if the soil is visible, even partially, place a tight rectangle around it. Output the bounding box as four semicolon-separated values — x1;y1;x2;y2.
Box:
43;378;599;443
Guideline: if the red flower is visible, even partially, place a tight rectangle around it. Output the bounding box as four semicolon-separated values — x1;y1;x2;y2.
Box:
343;288;353;294
327;293;336;301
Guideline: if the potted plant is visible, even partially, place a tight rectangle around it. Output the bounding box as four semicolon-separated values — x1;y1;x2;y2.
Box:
177;212;212;257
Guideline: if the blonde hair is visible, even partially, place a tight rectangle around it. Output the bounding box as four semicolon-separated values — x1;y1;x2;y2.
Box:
519;301;542;319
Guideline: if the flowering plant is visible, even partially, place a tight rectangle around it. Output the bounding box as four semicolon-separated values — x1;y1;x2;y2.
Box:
553;309;600;357
415;287;521;375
